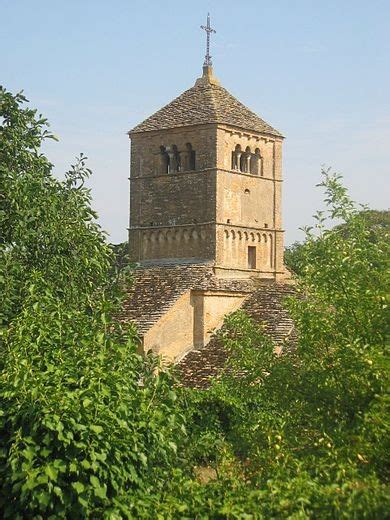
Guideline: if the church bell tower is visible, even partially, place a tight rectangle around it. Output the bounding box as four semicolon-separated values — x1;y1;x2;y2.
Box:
128;16;286;280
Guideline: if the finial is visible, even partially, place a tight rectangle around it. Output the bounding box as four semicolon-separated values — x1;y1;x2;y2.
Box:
200;13;216;67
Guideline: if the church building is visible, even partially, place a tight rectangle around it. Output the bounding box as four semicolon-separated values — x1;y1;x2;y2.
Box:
121;17;293;387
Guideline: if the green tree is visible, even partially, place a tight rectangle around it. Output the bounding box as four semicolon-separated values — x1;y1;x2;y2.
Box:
285;208;390;276
110;241;131;271
181;170;389;518
284;240;306;275
2;86;388;518
0;87;183;518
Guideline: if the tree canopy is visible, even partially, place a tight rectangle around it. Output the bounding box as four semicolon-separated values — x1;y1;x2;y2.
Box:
1;87;388;518
0;87;183;517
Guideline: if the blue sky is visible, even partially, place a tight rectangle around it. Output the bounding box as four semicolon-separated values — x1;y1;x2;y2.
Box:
2;0;389;244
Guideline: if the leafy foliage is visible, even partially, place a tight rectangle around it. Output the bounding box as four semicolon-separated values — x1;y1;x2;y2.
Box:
285;208;390;276
179;170;389;518
284;240;306;276
0;91;114;327
110;242;131;272
1;87;388;517
0;87;183;518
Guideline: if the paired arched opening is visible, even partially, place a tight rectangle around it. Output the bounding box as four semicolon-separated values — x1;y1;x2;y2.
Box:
231;145;263;176
159;143;196;174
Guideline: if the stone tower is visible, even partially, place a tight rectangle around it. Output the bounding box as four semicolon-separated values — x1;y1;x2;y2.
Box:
122;29;295;379
128;64;285;280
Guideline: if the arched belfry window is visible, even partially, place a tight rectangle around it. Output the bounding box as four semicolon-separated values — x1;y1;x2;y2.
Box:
231;144;252;173
159;145;169;174
232;145;263;176
232;144;241;170
189;144;196;170
171;145;181;172
251;148;262;176
159;143;196;174
182;142;196;171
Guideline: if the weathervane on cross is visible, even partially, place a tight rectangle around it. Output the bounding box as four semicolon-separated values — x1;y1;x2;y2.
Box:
201;13;216;67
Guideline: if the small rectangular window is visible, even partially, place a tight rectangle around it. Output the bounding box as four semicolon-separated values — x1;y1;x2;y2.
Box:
248;246;256;269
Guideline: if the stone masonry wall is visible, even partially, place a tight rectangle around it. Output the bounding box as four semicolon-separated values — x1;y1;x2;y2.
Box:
128;223;216;263
214;126;284;275
129;126;218;262
216;225;280;274
130;170;216;227
129;125;217;179
128;124;285;278
216;126;280;177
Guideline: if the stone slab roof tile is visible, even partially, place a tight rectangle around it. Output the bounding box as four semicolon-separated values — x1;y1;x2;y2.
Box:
118;263;296;390
130;75;283;137
177;282;297;389
118;264;254;336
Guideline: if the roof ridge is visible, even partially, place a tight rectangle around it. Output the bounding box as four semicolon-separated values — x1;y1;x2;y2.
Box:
213;83;281;134
208;82;220;120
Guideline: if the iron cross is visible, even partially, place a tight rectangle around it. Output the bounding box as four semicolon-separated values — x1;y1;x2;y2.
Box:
201;13;216;66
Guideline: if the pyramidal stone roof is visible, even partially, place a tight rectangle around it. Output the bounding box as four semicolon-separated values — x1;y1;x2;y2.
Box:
130;66;283;137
